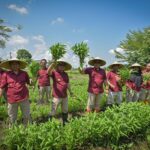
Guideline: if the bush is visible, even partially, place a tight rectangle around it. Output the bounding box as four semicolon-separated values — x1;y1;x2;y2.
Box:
3;103;150;150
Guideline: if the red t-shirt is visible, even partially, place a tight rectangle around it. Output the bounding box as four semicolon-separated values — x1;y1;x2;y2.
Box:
51;70;69;98
84;67;106;94
107;71;122;92
126;80;141;92
0;70;30;104
142;70;150;90
37;68;50;87
0;69;5;86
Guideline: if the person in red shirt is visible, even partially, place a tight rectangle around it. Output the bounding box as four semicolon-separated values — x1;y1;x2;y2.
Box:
0;61;7;102
139;63;150;104
36;59;51;104
126;63;143;102
47;60;72;125
79;57;106;113
107;62;124;106
0;59;31;125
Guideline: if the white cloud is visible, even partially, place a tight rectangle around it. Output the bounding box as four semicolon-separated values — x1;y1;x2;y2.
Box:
83;40;89;43
51;17;64;25
8;4;28;15
32;50;52;61
8;25;21;32
8;35;29;46
109;49;115;54
72;28;84;33
32;35;47;50
32;35;45;44
7;50;17;59
32;35;50;60
109;47;124;55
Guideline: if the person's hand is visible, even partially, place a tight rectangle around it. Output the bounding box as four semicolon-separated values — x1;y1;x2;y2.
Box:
32;86;36;92
78;67;82;71
116;76;121;82
105;89;109;95
0;89;3;98
110;84;115;89
30;79;35;86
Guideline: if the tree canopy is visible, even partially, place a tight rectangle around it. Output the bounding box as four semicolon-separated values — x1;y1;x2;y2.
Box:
114;27;150;65
17;49;32;63
0;19;12;48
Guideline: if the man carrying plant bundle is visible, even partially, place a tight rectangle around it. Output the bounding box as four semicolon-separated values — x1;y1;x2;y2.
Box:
79;57;106;113
106;62;124;107
126;63;143;102
0;59;31;126
36;59;51;104
139;63;150;104
47;60;73;125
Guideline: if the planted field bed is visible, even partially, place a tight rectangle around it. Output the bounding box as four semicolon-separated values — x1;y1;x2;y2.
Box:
1;103;150;150
0;71;150;150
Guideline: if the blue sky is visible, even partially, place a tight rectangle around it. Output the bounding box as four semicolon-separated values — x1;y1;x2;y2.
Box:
0;0;150;67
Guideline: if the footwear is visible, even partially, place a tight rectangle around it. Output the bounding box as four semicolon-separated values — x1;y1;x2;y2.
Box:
94;108;100;113
144;100;149;105
107;104;113;108
37;99;44;105
45;100;49;104
86;108;92;113
48;114;53;121
62;113;68;126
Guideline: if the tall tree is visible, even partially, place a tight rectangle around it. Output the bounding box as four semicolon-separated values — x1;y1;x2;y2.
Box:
0;19;12;48
17;49;32;63
114;27;150;65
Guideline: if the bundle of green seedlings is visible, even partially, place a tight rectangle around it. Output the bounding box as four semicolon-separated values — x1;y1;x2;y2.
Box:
50;42;66;61
118;67;130;82
72;42;89;68
28;60;40;85
143;72;150;83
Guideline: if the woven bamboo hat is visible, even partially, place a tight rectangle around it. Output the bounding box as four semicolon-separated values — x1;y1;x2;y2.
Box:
0;59;27;69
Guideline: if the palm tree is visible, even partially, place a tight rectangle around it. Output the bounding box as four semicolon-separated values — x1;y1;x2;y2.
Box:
0;19;12;48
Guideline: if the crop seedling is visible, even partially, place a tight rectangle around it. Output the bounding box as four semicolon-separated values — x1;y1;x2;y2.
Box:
50;43;66;61
118;67;130;82
72;42;89;68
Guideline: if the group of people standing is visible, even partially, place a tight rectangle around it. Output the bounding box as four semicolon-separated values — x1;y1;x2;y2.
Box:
0;57;149;126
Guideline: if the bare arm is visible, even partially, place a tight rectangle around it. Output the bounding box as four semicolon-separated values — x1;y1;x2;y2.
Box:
67;83;73;96
47;62;57;75
78;67;85;74
0;88;3;98
107;80;115;89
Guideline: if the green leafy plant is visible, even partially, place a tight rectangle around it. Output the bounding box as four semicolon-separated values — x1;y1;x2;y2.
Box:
72;42;89;68
28;61;40;78
143;72;150;83
118;67;130;82
3;103;150;150
28;61;40;85
3;120;62;150
50;43;66;61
